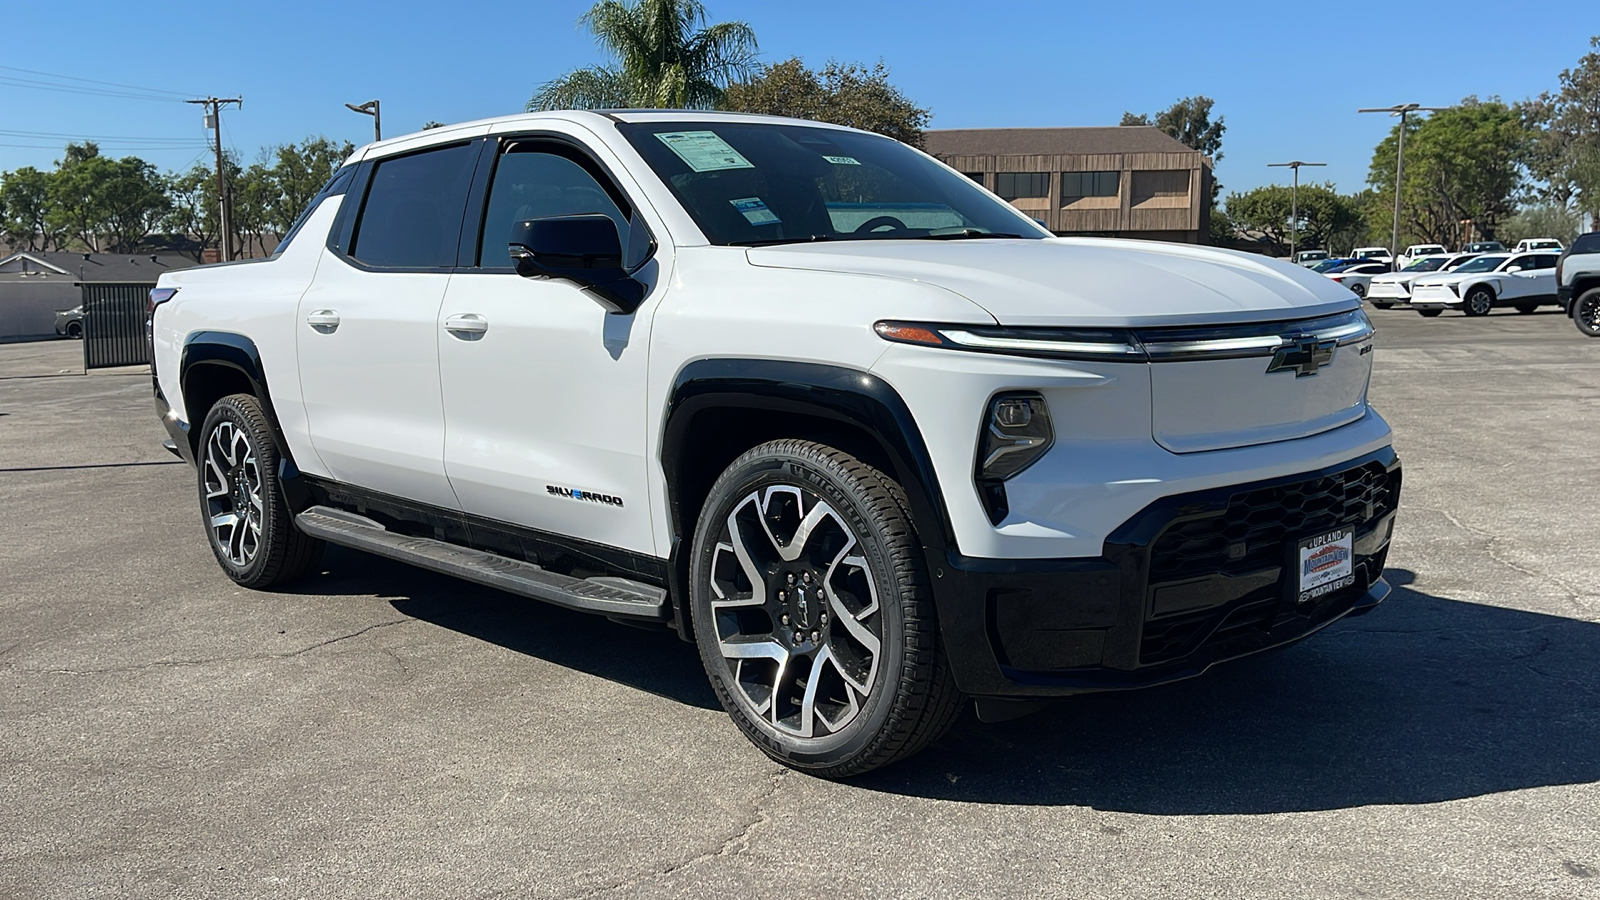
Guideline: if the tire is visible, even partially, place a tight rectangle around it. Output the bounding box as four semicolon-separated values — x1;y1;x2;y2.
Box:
1351;283;1367;298
1515;303;1537;314
197;394;323;588
1463;286;1495;317
1418;309;1443;318
66;323;82;339
1576;288;1600;338
689;439;963;777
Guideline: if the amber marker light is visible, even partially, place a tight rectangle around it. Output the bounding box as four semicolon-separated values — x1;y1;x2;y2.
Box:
874;321;945;346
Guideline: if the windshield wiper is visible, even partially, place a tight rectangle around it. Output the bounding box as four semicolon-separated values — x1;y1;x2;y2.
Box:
729;234;841;247
914;229;1026;240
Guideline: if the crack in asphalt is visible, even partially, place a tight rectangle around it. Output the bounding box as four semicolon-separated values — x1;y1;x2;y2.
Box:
11;619;415;676
1403;504;1598;613
557;767;792;899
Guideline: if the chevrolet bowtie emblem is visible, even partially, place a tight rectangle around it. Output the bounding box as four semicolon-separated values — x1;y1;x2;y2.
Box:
1266;337;1337;377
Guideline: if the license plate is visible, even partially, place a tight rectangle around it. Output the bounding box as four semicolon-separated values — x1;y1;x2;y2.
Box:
1297;528;1354;603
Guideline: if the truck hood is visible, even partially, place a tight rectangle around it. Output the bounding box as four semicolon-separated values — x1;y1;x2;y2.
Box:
745;237;1359;327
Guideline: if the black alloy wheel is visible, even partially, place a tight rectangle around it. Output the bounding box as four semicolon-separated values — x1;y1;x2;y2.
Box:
1351;283;1367;298
1576;289;1600;338
198;394;323;588
689;439;962;777
1464;286;1495;317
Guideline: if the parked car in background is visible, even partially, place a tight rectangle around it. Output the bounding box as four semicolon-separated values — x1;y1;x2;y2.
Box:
1410;252;1561;316
1558;231;1600;337
1400;244;1447;264
1308;257;1363;274
1323;261;1391;298
1352;247;1394;267
1512;238;1564;254
1366;253;1479;309
1295;249;1329;266
1463;241;1506;254
54;306;82;339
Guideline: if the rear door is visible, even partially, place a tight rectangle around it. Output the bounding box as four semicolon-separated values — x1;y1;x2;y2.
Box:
1528;254;1560;301
436;131;669;555
1499;254;1540;302
295;140;481;509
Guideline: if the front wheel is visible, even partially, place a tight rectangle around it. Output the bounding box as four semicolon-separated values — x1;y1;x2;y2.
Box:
1574;289;1600;337
1351;283;1367;299
689;440;963;777
198;394;324;588
1464;287;1495;317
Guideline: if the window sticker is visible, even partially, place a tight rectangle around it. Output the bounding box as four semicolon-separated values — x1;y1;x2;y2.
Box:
655;131;754;172
823;155;861;166
730;197;781;226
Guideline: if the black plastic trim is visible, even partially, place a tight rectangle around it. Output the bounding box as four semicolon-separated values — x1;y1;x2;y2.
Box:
302;476;668;589
661;358;954;637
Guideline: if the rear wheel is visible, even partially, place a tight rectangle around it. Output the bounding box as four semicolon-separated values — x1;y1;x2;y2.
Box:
1351;283;1367;298
1464;286;1495;317
1576;288;1600;338
65;322;82;339
689;439;963;777
198;394;323;588
1418;309;1443;318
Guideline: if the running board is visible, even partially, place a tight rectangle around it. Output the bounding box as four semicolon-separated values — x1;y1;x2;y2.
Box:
294;506;668;621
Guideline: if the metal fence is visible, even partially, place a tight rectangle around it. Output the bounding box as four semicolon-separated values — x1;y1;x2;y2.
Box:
81;282;152;369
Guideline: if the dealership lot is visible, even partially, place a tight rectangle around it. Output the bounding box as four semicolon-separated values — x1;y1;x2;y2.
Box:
1;309;1597;899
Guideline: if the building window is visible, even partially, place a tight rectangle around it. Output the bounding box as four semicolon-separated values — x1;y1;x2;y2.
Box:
962;172;985;185
995;172;1050;200
1062;171;1119;200
1131;170;1191;207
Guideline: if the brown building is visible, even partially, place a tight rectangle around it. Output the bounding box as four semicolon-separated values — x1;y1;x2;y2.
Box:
924;126;1213;243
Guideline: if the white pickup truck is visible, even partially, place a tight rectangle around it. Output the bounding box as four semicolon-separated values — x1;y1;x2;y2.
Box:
148;110;1400;776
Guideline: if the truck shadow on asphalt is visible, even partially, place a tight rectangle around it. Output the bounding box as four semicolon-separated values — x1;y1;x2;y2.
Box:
308;552;1599;813
855;568;1600;813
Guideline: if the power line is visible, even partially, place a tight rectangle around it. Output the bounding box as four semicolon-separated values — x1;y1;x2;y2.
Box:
0;64;194;99
0;142;209;151
0;127;205;144
0;75;190;104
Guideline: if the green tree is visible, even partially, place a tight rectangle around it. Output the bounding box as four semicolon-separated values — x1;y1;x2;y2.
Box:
0;166;59;251
1368;97;1526;245
1122;96;1225;162
264;136;354;235
45;143;170;252
719;58;930;146
1498;203;1582;246
528;0;757;111
1521;36;1600;215
1225;183;1362;257
162;163;219;260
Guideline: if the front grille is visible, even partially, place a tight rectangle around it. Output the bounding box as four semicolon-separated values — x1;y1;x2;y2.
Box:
1138;462;1397;664
1150;462;1395;583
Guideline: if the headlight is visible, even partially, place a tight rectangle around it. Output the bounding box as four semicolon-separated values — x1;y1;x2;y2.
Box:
978;392;1053;481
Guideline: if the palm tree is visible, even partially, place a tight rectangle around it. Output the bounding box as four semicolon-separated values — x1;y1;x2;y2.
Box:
527;0;758;111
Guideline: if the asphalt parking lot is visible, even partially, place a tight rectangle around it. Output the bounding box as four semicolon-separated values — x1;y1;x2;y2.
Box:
2;306;1598;900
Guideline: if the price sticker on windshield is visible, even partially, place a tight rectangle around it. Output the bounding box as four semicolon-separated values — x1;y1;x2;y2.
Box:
655;131;754;172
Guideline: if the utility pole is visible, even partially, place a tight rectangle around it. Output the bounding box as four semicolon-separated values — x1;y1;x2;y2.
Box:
345;100;381;143
1267;160;1325;261
187;96;242;261
1358;103;1448;260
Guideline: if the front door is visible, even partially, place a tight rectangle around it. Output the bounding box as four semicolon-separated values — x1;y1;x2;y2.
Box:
438;137;665;555
295;140;480;510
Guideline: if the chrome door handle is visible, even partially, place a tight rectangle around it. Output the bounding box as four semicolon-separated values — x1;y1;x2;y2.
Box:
444;313;489;337
306;310;340;332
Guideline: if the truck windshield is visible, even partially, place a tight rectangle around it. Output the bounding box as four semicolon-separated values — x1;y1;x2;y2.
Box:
618;121;1049;246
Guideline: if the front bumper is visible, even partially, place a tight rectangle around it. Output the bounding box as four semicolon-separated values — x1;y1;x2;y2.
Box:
928;448;1400;699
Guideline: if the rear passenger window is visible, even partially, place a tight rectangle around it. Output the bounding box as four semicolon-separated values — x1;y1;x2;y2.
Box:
478;145;630;268
1573;233;1600;254
1532;255;1558;269
350;143;478;268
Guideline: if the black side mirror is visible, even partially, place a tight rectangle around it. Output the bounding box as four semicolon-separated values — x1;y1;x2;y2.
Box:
509;214;647;314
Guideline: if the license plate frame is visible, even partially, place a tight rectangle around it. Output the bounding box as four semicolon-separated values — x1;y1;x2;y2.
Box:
1294;527;1355;604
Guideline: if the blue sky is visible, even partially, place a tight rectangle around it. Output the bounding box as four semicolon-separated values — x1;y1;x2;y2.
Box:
2;0;1596;198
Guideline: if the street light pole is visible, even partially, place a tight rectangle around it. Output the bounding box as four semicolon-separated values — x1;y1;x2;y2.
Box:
1268;160;1325;260
1358;103;1447;260
345;100;381;143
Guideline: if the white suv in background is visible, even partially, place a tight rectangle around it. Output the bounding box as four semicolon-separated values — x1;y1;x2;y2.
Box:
1410;252;1561;316
1366;253;1478;309
148;110;1400;776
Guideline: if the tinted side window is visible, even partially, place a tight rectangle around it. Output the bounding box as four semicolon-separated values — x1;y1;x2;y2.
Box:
350;143;478;268
479;146;630;268
1532;254;1559;269
1571;233;1600;254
